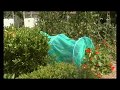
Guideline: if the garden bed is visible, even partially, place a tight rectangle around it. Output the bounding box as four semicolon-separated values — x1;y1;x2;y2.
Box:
102;61;116;79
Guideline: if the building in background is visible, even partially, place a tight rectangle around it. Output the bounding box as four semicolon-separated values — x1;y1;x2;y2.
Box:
23;11;39;28
4;11;39;28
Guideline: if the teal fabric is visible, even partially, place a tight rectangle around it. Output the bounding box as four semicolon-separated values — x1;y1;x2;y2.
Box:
40;31;95;66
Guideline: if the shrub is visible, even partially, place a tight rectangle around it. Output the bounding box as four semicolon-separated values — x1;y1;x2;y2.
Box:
37;11;116;62
17;62;97;79
4;73;15;79
38;12;116;40
82;47;115;78
4;27;50;77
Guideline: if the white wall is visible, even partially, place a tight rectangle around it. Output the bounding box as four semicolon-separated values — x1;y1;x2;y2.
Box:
4;18;14;27
24;18;38;28
4;18;39;28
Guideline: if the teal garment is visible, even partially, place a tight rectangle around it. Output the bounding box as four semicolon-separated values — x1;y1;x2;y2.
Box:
40;31;94;66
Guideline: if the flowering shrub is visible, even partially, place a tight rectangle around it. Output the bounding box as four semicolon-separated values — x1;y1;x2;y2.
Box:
82;46;115;78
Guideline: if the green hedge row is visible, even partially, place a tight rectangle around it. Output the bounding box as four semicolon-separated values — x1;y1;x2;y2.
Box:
17;62;98;79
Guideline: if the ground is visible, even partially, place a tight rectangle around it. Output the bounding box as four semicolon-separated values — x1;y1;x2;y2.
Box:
102;61;116;79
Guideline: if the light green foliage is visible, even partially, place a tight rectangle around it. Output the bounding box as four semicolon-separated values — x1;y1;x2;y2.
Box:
4;27;50;77
17;62;97;79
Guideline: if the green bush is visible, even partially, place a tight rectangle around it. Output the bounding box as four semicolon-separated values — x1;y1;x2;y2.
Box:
37;11;116;44
37;11;116;62
17;62;98;79
4;27;50;77
4;73;15;79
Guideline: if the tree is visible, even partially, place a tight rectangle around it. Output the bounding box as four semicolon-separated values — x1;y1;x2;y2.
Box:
4;11;13;18
14;11;24;27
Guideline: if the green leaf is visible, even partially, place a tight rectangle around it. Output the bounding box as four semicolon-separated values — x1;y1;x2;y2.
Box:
98;62;102;66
